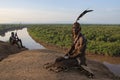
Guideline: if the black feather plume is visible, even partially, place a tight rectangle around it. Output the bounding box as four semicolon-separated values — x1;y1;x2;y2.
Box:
76;9;93;22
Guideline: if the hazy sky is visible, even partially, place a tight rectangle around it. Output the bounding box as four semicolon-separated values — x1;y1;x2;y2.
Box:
0;0;120;24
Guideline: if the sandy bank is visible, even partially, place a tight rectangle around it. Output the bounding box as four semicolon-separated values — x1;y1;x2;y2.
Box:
0;48;119;80
0;41;120;80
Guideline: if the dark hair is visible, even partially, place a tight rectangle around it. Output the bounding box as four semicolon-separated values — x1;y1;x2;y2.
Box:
72;22;81;40
11;32;14;35
73;22;81;31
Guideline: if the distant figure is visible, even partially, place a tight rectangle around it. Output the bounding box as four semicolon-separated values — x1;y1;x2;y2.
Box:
9;32;24;48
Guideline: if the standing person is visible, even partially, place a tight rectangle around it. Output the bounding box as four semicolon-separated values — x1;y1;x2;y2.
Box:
9;32;24;48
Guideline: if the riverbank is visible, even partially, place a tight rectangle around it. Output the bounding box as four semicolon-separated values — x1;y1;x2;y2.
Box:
0;41;120;79
0;36;120;79
29;36;120;64
29;36;120;76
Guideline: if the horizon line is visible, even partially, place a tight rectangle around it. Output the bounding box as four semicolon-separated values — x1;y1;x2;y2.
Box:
0;23;120;25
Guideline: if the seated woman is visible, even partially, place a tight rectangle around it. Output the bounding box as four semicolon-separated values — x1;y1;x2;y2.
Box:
56;22;87;67
44;22;87;69
9;32;24;48
44;22;94;78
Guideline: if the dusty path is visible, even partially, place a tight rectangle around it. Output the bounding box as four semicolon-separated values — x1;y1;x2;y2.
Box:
0;49;119;80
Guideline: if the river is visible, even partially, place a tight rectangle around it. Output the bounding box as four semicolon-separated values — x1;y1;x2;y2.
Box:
0;28;45;50
0;28;119;76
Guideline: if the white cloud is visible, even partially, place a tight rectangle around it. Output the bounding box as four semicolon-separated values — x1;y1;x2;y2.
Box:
0;8;75;23
0;7;120;24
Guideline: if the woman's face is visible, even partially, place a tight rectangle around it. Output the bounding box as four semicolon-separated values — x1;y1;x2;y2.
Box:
72;25;79;34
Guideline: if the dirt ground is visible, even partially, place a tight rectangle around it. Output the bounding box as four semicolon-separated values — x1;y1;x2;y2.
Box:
0;41;119;80
0;41;27;61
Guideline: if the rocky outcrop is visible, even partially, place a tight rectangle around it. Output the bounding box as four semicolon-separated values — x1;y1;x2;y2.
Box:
0;41;27;61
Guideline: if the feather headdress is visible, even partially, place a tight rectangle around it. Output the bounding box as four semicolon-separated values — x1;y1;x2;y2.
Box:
76;9;93;22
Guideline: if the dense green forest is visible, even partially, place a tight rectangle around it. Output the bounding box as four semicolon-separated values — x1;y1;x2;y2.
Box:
28;24;120;56
0;24;21;30
0;24;25;33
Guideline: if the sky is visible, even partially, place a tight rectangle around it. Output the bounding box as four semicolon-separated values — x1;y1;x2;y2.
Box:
0;0;120;24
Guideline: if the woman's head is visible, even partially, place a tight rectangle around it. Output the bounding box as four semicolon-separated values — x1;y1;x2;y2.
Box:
11;32;14;36
72;22;81;35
